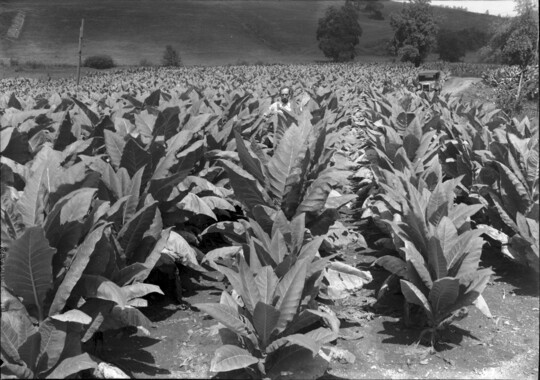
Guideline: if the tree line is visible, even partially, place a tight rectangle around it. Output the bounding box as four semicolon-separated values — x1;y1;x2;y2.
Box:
316;0;539;68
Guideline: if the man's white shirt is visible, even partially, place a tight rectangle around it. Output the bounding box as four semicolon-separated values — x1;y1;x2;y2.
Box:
268;101;292;115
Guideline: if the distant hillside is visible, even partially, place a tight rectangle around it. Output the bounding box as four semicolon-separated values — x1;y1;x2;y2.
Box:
0;0;503;66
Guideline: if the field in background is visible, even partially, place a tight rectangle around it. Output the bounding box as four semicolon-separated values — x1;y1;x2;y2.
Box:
0;0;501;67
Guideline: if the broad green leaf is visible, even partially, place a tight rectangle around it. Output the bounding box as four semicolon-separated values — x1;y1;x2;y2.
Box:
49;310;91;325
427;236;447;280
248;218;272;252
170;139;205;177
176;193;217;220
269;228;288;264
119;138;151;186
296;177;332;215
238;256;260;314
267;124;308;200
436;216;459;259
1;362;34;378
373;256;407;277
281;310;321;336
254;266;279;305
253;302;280;348
440;268;493;317
1;319;23;364
199;222;246;241
401;240;432;289
18;330;41;372
4;227;55;321
17;146;62;227
266;333;321;355
400;280;433;321
53;112;76;151
447;203;484;230
266;344;328;380
447;231;485;278
426;186;449;226
201;196;236;212
71;97;99;125
35;319;67;375
496;161;530;206
153;106;180;140
45;353;97;379
234;129;266;185
59;188;97;226
48;224;108;316
43;188;97;236
304;326;338;345
152;130;194;179
210;345;259;373
290;213;306;256
121;283;163;301
297;236;324;262
195;304;252;338
215;264;245;303
75;275;126;307
429;277;459;317
104;130;125;170
275;259;308;333
118;201;158;261
107;305;151;329
220;160;270;214
472;294;492;318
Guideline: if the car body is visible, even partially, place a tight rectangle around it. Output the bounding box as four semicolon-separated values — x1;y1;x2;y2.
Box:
417;70;442;93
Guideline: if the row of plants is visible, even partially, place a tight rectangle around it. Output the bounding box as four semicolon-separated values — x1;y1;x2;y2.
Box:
0;70;368;378
1;62;538;377
354;88;538;348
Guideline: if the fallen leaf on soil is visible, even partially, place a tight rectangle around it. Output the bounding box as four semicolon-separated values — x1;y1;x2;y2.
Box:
321;346;356;364
94;362;130;379
323;262;373;300
336;308;374;325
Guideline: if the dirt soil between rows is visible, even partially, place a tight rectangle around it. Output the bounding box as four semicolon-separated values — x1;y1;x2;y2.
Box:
90;243;539;379
83;77;539;379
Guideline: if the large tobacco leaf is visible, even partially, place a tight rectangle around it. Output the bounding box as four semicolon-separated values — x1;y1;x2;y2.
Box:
210;345;259;373
48;224;109;316
17;146;62;227
117;201;158;261
4;227;56;321
266;123;309;201
221;160;270;214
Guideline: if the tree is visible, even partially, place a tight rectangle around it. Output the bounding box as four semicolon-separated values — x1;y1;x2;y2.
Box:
389;0;438;66
482;0;538;102
316;4;363;62
437;29;466;62
485;0;538;67
364;0;385;20
162;45;182;67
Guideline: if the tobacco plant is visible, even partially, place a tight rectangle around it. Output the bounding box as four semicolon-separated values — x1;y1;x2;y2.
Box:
195;214;339;378
371;169;492;347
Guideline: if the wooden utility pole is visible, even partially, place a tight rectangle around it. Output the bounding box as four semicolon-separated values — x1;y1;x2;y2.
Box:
76;18;84;86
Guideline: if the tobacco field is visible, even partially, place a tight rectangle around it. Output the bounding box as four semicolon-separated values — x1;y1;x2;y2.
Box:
0;63;538;379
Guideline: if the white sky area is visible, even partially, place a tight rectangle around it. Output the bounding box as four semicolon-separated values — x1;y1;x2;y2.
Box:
391;0;522;17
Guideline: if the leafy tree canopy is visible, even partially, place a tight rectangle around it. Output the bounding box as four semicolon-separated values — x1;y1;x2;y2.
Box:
316;4;363;62
162;45;182;67
483;0;539;68
389;0;438;67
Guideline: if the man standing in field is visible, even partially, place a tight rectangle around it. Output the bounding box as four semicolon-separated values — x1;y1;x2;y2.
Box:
264;86;299;117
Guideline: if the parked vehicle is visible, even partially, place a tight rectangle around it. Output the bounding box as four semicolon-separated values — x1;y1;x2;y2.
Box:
417;70;442;93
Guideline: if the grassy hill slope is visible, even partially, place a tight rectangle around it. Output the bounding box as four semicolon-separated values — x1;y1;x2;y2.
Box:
0;0;503;66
